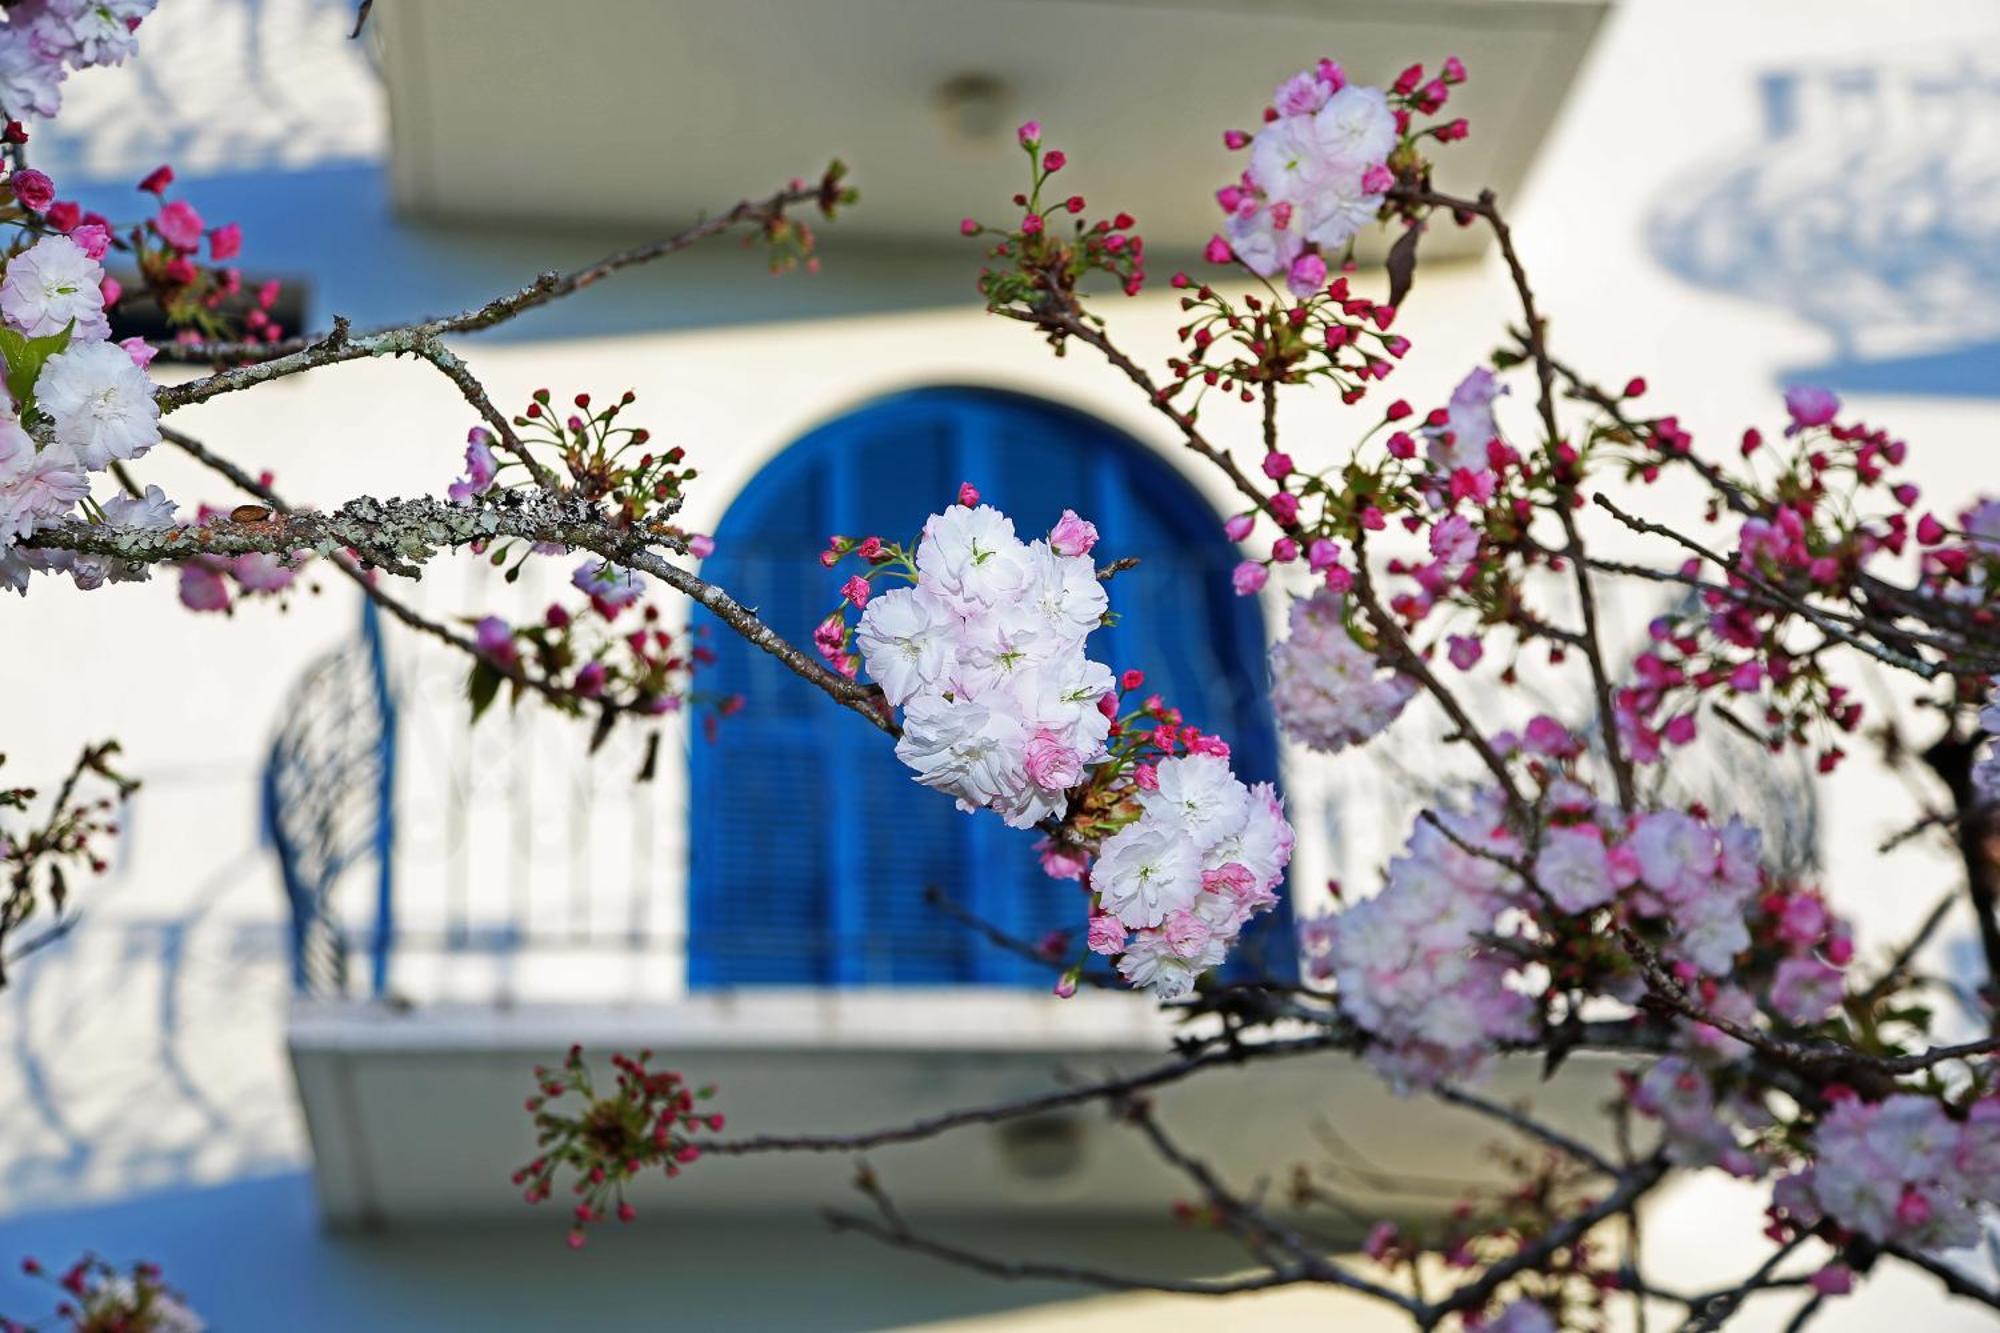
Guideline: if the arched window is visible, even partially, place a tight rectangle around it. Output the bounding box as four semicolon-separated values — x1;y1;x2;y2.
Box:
688;387;1291;987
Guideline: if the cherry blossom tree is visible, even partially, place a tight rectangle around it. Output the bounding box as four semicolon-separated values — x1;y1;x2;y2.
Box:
3;10;2000;1331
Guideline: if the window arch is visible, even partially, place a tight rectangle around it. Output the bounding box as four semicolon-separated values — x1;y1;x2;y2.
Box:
687;387;1292;987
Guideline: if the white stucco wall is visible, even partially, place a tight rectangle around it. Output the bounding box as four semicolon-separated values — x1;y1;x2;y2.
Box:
4;0;2000;1329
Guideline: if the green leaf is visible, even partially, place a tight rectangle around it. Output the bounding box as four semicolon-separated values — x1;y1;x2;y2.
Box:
0;318;74;413
467;660;503;723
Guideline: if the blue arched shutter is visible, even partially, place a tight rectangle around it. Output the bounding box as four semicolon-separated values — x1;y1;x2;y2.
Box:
687;388;1293;987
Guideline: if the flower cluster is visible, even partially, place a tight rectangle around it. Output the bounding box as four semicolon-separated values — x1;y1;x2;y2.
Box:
1627;1056;1764;1177
0;740;135;962
471;388;704;528
4;1251;201;1333
968;120;1148;310
1086;752;1293;999
514;1044;721;1249
1305;793;1536;1089
120;164;267;345
1209;56;1465;291
849;496;1113;830
464;553;724;735
0;226;166;592
1268;587;1415;753
1305;769;1823;1093
1776;1094;2000;1252
0;0;157;123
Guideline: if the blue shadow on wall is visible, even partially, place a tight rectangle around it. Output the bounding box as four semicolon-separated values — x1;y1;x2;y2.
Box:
1648;60;2000;398
687;387;1293;988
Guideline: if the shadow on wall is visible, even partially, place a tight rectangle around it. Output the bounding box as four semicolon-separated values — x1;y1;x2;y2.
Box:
0;1172;1274;1332
1649;57;2000;397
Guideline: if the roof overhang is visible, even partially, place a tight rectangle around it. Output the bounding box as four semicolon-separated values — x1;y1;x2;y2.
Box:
375;0;1607;263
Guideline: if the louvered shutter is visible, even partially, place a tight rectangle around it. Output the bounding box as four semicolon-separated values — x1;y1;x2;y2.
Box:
688;388;1294;987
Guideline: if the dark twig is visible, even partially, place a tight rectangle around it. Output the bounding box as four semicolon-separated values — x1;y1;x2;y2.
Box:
1678;1233;1810;1332
689;1032;1355;1159
152;177;834;396
1882;1244;2000;1313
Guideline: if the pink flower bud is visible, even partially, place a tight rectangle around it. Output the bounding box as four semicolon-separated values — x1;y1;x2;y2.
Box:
1262;452;1293;480
1204;233;1233;265
9;168;51;212
70;222;110;259
1286;251;1327;299
840;574;870;608
1016;120;1041;147
155;198;204;249
1223;513;1254;542
1042;150;1066;172
1231;560;1268;595
957;481;980;507
1222;129;1250;150
1783;385;1839;433
1049;509;1098;556
1024;730;1084;792
959;217;978;236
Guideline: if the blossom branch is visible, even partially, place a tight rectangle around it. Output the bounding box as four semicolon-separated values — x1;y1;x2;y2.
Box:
1620;926;2000;1077
24;490;893;734
1591;493;1948;682
150;171;846;384
1424;184;1637;809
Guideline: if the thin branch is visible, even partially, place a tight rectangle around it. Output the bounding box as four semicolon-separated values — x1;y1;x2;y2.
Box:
152;176;837;396
689;1031;1355;1159
823;1206;1314;1297
1459;185;1635;808
29;486;893;735
1428;1153;1670;1324
1622;926;2000;1076
1678;1233;1811;1332
1431;1084;1617;1177
1854;891;1956;1005
1119;1096;1424;1314
1591;492;1942;681
1883;1243;2000;1313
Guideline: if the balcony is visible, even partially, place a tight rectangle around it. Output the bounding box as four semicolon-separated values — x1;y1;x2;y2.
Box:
272;598;1617;1232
